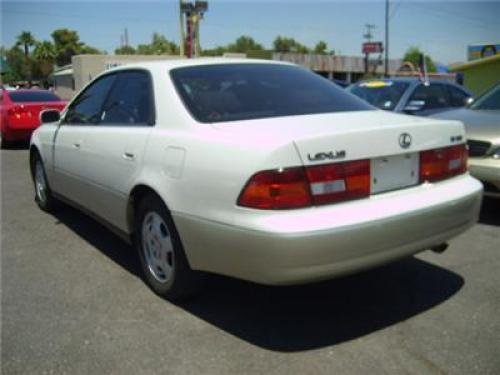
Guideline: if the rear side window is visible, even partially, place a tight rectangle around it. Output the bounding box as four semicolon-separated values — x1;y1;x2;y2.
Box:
349;81;410;110
100;71;154;126
409;84;450;110
65;74;116;124
171;64;371;123
9;91;61;102
447;85;470;107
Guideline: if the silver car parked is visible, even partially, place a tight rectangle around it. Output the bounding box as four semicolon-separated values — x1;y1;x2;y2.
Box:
433;84;500;197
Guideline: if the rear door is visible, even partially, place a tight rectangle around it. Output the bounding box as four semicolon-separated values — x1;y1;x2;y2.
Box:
79;70;155;231
447;84;472;108
405;83;452;116
52;73;117;204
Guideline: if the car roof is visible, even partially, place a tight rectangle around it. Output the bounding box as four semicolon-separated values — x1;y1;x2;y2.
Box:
355;77;456;85
106;57;294;73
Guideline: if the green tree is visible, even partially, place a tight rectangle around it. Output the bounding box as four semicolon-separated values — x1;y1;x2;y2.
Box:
273;36;309;54
33;41;56;77
227;36;264;53
51;29;83;66
137;33;179;55
115;45;136;55
201;46;228;56
80;45;103;54
2;46;28;82
16;31;36;58
15;31;37;81
314;41;328;55
51;29;101;66
403;46;437;73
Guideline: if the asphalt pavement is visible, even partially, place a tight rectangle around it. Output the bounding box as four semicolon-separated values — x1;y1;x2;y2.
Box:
1;147;499;374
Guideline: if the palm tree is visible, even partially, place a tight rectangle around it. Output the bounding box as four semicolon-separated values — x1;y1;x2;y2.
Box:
34;41;56;77
15;31;36;83
16;31;36;58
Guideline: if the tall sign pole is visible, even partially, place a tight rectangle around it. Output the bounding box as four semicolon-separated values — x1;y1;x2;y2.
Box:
384;0;389;77
180;1;208;58
179;0;185;57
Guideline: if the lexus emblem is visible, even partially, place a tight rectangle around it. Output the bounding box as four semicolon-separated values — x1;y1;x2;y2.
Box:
399;133;412;149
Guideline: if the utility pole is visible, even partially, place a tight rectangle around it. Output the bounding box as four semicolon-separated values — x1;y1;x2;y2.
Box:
363;24;376;74
364;24;376;42
124;27;129;47
384;0;389;77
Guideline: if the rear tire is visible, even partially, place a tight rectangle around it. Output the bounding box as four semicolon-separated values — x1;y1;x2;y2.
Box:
0;134;9;149
32;153;58;212
135;194;204;300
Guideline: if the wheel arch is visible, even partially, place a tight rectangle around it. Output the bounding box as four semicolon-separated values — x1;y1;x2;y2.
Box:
127;184;170;237
29;145;41;180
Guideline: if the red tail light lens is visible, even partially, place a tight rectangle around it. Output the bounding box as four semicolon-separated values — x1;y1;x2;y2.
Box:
238;160;370;209
420;144;467;182
305;160;370;204
239;145;467;210
237;167;312;209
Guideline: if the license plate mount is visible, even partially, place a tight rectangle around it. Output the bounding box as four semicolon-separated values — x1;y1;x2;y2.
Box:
371;153;419;194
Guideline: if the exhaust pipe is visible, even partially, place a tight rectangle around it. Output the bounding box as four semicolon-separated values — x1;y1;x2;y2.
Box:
431;243;449;254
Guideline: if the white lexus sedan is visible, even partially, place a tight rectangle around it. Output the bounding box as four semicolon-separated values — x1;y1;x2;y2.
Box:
30;59;482;299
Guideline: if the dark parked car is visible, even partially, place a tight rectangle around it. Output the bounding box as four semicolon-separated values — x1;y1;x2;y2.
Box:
348;77;473;116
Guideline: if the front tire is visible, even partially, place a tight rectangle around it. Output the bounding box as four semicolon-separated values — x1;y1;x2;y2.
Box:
33;154;58;212
135;194;203;300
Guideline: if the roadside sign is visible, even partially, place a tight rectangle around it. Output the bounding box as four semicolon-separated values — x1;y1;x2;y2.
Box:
362;42;384;54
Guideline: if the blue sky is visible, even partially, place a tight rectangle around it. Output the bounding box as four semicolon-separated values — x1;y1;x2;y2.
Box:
2;1;499;65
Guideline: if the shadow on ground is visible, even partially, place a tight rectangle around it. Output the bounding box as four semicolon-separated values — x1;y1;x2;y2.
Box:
479;197;500;226
53;204;464;352
1;141;30;151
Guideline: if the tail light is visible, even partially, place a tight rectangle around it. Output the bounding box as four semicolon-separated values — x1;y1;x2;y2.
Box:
8;105;28;119
237;167;311;209
238;160;370;209
239;144;467;210
420;144;467;183
305;160;370;204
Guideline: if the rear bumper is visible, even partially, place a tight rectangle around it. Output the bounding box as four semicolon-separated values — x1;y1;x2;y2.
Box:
468;158;500;197
174;174;483;285
2;128;34;142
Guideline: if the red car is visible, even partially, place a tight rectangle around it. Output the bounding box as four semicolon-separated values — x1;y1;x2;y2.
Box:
0;89;67;148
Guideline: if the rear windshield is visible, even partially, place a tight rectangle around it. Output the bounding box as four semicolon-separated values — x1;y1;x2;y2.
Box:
170;63;372;123
9;91;61;103
349;81;410;110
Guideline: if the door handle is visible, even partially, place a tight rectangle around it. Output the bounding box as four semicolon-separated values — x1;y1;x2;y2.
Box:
123;152;135;161
73;142;81;149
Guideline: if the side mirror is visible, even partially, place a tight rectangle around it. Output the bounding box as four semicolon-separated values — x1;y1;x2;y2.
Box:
40;109;61;124
404;100;425;113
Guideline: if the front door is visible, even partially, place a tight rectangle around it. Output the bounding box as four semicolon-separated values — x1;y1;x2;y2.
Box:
78;70;155;231
52;73;117;205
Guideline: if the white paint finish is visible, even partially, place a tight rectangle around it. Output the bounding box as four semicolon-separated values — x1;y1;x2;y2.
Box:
51;125;91;204
78;126;152;230
164;146;186;179
29;58;484;284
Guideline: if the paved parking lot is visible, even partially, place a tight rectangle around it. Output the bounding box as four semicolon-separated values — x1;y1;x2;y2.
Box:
1;147;499;374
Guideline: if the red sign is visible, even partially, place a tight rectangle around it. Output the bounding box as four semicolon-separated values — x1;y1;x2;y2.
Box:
362;42;383;54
